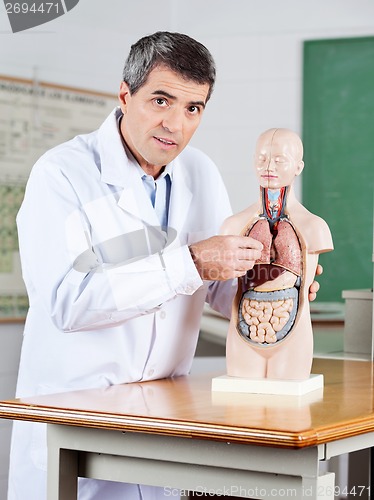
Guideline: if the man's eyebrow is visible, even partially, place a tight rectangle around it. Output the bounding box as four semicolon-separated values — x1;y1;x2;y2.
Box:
151;90;206;109
190;100;206;109
152;90;175;100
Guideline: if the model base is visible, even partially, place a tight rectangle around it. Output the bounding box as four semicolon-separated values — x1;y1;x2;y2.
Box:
211;374;324;396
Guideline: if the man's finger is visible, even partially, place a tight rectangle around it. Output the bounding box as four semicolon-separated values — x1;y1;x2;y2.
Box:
309;281;320;294
237;236;263;251
238;248;262;261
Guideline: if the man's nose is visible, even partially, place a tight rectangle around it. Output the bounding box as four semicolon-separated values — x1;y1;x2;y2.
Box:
162;108;183;133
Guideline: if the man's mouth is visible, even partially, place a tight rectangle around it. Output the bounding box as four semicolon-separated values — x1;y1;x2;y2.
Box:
154;136;177;146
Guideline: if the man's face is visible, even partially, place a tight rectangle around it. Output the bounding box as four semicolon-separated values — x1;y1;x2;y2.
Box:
118;66;209;174
254;130;304;189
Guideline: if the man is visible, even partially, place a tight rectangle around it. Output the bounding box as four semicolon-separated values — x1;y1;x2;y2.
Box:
8;31;262;500
8;32;319;500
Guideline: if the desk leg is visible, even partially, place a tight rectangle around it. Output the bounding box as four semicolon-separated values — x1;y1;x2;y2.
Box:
47;427;78;500
303;472;335;500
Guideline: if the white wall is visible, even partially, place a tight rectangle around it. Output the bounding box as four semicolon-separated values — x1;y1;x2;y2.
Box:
1;0;373;212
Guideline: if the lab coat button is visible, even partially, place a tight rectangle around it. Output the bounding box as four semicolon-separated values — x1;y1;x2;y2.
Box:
160;310;166;319
148;369;154;377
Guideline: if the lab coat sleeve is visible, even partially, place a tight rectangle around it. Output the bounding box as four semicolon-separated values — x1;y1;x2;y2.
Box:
17;161;203;333
206;279;237;319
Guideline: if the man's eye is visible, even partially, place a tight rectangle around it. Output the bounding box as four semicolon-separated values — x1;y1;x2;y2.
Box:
188;106;200;115
155;98;167;106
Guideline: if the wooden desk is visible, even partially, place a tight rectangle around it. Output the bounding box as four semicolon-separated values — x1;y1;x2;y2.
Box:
0;358;374;499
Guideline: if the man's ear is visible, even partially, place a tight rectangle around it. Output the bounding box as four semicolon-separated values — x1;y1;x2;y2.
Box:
118;82;130;113
296;160;304;176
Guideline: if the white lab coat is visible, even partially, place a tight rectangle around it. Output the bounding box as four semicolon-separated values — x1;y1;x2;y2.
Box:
8;108;234;500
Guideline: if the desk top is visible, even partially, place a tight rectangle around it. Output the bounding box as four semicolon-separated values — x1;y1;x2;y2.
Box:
0;358;373;449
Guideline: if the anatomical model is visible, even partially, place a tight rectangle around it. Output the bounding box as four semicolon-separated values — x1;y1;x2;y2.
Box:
222;128;333;380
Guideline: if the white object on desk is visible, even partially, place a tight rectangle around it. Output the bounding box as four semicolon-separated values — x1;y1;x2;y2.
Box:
343;289;373;356
211;373;324;396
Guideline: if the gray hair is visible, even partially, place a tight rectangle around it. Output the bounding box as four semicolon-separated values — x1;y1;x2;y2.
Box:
122;31;216;102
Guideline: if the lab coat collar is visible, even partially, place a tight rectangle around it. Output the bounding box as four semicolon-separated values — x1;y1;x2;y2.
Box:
97;108;156;225
98;107;133;188
167;157;193;233
117;157;193;231
98;108;192;231
118;169;160;226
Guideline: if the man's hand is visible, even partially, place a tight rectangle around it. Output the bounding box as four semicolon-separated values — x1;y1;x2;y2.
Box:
189;235;263;281
309;264;323;302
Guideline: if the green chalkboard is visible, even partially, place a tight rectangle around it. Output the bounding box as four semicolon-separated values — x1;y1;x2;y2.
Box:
302;37;374;302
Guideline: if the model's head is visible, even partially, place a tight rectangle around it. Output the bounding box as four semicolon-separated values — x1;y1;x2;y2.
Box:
254;128;304;189
122;31;216;102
